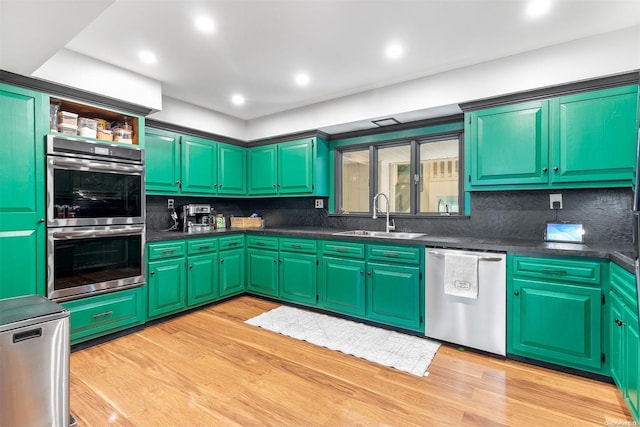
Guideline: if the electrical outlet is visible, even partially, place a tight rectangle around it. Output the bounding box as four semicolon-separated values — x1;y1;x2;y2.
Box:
167;199;174;209
549;193;563;209
314;199;324;209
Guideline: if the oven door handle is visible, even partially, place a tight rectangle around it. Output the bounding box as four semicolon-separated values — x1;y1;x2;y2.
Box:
51;226;144;239
50;157;144;174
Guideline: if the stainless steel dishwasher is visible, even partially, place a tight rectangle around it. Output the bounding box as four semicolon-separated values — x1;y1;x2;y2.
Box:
0;295;70;427
425;248;506;355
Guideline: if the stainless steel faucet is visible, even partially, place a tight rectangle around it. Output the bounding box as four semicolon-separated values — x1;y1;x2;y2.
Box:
373;192;395;233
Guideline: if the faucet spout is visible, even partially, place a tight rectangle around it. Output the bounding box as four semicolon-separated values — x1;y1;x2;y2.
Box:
373;192;395;233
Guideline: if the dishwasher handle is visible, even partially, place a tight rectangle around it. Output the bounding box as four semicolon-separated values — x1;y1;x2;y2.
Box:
427;250;504;262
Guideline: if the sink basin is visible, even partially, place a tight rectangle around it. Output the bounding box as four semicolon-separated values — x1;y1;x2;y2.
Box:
331;230;426;239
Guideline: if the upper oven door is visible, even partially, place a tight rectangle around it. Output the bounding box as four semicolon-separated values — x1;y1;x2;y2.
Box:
47;155;145;227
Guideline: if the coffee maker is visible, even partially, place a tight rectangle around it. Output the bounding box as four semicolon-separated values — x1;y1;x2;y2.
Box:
182;204;213;233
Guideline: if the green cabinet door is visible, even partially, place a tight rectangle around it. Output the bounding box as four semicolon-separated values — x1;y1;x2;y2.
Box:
181;135;217;194
624;305;639;421
248;145;278;195
467;101;549;188
218;144;246;195
61;287;145;345
219;248;245;297
611;291;626;388
145;128;181;193
553;85;638;184
366;262;422;331
278;138;314;194
187;252;219;307
510;278;602;371
280;252;317;305
148;258;187;318
246;249;279;297
320;257;366;317
0;83;47;298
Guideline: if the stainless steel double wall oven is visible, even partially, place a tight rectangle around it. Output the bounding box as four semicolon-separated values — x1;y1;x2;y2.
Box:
46;135;145;301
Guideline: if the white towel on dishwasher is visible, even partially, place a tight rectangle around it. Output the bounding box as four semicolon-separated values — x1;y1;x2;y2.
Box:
443;252;479;299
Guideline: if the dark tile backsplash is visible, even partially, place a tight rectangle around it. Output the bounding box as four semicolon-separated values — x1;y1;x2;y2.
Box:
146;188;634;244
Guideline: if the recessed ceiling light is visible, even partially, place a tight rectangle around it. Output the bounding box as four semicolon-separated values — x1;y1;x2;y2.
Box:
295;73;310;87
526;0;551;18
385;43;404;60
138;50;157;64
195;15;215;33
231;94;245;106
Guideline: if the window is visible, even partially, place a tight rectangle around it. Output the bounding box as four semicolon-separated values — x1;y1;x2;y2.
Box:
336;133;462;215
340;149;370;213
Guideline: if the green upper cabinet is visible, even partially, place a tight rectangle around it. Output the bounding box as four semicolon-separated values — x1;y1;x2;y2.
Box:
0;83;48;298
247;136;329;196
247;145;278;195
467;101;549;187
145;128;182;194
145;128;246;196
466;84;639;191
553;86;639;184
181;135;217;194
278;139;315;194
218;143;246;195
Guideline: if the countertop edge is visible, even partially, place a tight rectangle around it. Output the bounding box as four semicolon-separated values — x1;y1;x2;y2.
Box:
146;227;636;273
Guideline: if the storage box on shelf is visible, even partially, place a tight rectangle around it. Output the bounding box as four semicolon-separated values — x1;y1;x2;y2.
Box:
50;98;143;146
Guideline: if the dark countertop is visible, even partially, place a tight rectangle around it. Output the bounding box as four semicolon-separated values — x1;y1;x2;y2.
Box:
146;226;636;273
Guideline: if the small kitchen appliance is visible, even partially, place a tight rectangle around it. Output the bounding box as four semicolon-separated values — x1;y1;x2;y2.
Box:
182;204;213;233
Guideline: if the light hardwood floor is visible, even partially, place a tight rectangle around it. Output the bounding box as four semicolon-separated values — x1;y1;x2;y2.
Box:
70;296;633;426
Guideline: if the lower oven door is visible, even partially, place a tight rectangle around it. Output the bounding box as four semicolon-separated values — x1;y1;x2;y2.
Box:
47;225;145;301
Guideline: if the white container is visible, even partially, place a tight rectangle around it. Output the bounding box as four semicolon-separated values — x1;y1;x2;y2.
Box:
57;111;78;126
77;118;97;138
57;123;78;135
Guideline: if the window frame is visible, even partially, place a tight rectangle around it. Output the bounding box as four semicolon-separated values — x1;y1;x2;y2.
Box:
334;131;464;216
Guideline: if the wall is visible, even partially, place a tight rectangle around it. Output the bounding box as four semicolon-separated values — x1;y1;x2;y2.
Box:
147;96;247;141
246;26;640;140
147;188;633;245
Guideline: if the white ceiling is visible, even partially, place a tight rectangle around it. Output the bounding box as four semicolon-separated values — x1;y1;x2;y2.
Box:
1;0;640;122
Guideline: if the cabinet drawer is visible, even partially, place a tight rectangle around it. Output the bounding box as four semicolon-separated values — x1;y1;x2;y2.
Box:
148;241;186;260
279;237;317;253
322;241;365;259
246;235;278;250
61;287;144;344
367;244;421;264
219;234;245;251
187;238;218;255
512;256;601;286
611;262;638;310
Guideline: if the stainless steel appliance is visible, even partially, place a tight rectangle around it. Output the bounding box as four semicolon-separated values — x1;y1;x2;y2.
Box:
46;135;145;301
0;295;70;427
46;134;144;227
182;204;213;233
425;248;507;355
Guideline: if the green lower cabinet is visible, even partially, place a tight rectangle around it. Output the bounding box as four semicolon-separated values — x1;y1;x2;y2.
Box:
320;257;366;317
187;252;219;306
280;252;317;305
510;277;602;372
366;262;422;331
610;263;640;422
219;248;245;297
148;257;187;318
246;249;279;297
61;287;145;345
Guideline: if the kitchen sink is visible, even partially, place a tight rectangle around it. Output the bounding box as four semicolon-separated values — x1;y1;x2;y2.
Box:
331;230;426;239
